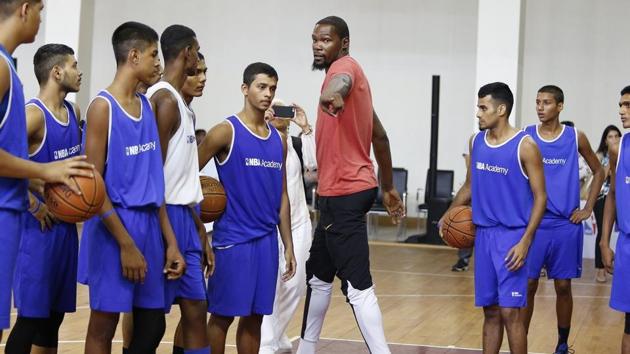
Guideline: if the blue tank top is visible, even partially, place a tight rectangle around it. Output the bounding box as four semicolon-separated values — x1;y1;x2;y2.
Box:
525;124;579;219
213;115;284;247
616;133;630;234
471;130;534;228
0;45;28;211
89;90;164;208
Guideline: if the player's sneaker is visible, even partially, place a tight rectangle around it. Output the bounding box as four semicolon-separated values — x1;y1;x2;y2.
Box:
553;343;575;354
451;259;469;272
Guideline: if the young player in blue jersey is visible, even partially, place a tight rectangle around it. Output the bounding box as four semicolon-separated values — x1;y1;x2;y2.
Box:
197;62;296;354
146;25;210;354
5;43;84;354
80;21;185;354
522;85;604;354
0;0;94;342
600;85;630;354
441;82;547;354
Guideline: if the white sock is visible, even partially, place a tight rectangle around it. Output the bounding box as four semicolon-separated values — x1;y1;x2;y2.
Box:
296;276;333;354
296;338;317;354
347;282;391;354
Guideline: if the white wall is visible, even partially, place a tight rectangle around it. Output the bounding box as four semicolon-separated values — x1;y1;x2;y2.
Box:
13;11;45;101
518;0;630;147
87;0;479;210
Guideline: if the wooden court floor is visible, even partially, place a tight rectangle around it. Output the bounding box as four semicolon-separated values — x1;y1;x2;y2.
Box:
0;242;624;353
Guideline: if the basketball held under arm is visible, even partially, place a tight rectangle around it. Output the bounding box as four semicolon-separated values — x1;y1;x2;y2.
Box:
197;121;232;169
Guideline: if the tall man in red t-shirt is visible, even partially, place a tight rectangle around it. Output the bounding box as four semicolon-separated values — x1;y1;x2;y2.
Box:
296;16;405;354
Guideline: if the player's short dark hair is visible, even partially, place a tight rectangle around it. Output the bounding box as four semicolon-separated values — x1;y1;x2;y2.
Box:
160;24;196;63
316;16;349;40
195;129;206;135
560;120;574;127
197;52;204;61
478;82;514;118
33;44;74;85
111;21;158;65
621;86;630;96
538;85;564;103
0;0;40;19
243;62;278;87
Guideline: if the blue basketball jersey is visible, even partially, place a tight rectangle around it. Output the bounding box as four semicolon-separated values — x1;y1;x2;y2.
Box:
616;133;630;234
525;124;579;219
213;115;284;247
27;98;81;167
471;130;534;228
88;90;164;208
0;45;28;211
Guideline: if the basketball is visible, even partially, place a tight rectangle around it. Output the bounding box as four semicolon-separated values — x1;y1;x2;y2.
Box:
200;176;227;223
441;205;476;249
44;170;105;223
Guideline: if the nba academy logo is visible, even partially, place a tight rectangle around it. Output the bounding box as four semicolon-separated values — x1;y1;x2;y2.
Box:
625;176;630;184
244;157;282;170
125;141;157;156
542;157;567;165
476;161;509;175
53;144;81;160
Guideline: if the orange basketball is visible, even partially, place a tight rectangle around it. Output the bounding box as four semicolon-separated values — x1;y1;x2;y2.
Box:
199;176;226;223
44;170;105;223
441;205;476;249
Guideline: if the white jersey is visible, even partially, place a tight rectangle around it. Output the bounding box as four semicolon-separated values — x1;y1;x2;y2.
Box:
286;136;310;229
146;81;203;206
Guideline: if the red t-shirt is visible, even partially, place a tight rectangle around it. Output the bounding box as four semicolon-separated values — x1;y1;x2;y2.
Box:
316;56;378;197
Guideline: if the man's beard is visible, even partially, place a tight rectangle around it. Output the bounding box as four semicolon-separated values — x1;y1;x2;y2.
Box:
311;60;327;71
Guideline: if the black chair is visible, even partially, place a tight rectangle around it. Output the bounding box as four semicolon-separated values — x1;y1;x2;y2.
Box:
416;169;454;234
367;167;408;240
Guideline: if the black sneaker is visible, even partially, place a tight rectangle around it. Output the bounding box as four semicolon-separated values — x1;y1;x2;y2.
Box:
553;343;575;354
451;259;469;272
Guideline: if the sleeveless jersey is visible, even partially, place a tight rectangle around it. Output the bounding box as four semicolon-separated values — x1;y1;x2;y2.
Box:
525;124;579;219
213;115;284;247
88;90;164;208
616;132;630;233
0;45;28;211
146;81;202;206
471;130;534;228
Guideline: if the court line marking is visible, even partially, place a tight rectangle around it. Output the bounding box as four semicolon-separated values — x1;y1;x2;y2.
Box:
329;294;609;299
9;291;610;318
371;268;612;288
0;340;237;347
317;336;547;354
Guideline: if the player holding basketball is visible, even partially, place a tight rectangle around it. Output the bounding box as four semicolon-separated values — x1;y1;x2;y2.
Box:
522;85;604;354
145;25;208;354
600;85;630;354
81;21;185;354
296;16;405;354
442;82;547;354
0;0;94;343
197;62;296;354
6;44;83;354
